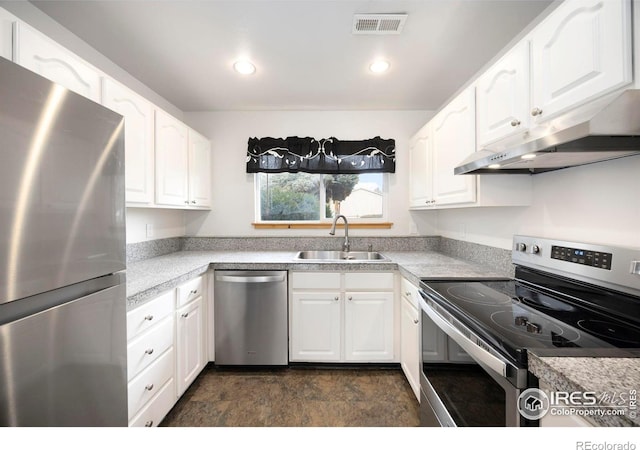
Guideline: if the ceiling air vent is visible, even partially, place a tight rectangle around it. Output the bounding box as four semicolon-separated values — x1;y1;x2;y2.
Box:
352;14;408;35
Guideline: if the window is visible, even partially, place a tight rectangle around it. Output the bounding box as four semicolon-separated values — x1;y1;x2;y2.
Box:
257;173;385;222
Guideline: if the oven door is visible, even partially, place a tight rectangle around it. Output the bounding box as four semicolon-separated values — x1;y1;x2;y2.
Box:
419;292;528;427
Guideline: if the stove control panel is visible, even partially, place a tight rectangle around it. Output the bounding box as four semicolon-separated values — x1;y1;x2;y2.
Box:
551;245;612;270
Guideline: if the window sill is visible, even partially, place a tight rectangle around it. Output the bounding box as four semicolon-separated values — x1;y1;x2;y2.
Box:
252;222;393;230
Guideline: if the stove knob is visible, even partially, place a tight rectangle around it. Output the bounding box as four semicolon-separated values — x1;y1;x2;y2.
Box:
526;322;541;334
515;316;528;326
515;243;527;252
530;245;540;254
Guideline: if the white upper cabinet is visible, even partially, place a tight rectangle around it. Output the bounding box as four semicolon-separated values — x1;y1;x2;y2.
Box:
0;8;13;60
476;40;531;148
432;86;477;206
155;110;189;207
530;0;632;123
408;122;433;209
13;22;101;102
102;78;155;205
187;129;212;209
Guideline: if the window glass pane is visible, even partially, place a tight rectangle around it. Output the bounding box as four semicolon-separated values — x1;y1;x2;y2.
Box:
324;173;384;219
259;173;320;221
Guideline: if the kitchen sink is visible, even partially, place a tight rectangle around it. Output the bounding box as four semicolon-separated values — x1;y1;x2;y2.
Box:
295;250;388;261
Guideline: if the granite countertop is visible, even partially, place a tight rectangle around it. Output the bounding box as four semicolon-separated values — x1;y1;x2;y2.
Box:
126;249;508;308
528;350;640;427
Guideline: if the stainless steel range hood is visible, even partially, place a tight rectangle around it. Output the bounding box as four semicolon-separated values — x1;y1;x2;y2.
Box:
455;90;640;175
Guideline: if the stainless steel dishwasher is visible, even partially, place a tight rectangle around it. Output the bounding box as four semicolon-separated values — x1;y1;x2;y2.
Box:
214;270;288;365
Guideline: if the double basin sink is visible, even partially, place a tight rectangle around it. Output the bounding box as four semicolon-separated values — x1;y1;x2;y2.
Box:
295;250;388;261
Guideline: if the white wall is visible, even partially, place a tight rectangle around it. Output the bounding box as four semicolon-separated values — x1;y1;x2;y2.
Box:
183;110;436;237
126;208;186;244
434;155;640;249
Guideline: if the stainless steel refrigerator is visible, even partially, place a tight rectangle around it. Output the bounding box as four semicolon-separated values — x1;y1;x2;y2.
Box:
0;57;127;426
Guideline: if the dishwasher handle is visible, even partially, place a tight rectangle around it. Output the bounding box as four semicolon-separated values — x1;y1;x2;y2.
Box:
215;273;286;284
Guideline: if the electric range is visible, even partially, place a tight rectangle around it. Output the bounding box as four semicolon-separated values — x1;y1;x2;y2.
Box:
418;235;640;427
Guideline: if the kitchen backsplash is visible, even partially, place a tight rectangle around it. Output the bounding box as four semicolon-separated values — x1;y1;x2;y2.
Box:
181;236;440;252
126;237;182;263
439;237;513;277
127;235;513;276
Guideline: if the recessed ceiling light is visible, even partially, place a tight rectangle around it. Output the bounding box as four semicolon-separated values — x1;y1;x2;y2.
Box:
521;153;537;160
369;60;390;74
233;60;256;75
488;164;501;169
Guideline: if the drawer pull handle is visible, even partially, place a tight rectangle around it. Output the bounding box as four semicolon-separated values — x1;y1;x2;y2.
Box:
405;291;411;297
348;296;353;301
181;312;189;318
144;348;154;355
144;315;154;321
145;384;154;391
334;296;339;301
190;289;198;295
145;420;153;427
413;319;419;324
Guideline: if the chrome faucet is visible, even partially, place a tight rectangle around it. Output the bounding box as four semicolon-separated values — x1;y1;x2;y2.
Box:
329;214;350;252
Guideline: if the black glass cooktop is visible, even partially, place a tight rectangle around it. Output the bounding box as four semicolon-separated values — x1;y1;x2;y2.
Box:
420;267;640;366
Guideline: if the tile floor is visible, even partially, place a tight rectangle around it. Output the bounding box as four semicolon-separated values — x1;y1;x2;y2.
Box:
161;365;420;427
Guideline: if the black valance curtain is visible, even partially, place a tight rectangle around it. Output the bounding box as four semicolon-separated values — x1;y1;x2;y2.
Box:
246;136;395;174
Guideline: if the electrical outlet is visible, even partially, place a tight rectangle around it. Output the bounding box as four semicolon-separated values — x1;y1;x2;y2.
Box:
146;224;154;238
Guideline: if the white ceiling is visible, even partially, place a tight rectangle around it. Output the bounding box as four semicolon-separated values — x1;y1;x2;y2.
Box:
31;0;553;112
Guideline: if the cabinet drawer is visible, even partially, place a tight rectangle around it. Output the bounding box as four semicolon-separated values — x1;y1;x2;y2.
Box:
400;277;420;309
176;276;204;308
292;272;341;289
344;272;394;290
127;290;174;341
128;378;176;427
128;347;174;419
127;316;174;381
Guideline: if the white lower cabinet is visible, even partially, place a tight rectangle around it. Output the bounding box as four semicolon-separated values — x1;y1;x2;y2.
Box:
290;272;395;363
128;378;177;428
176;296;206;397
126;291;176;427
400;282;420;400
344;291;394;361
291;291;342;362
126;273;208;427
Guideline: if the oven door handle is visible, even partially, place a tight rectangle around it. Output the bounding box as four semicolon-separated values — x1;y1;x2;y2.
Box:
421;297;507;378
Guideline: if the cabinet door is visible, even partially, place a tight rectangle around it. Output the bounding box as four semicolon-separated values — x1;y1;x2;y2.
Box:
0;9;13;60
102;78;155;205
13;23;101;102
409;123;433;209
476;40;530;147
290;291;341;362
176;297;205;396
530;0;631;123
188;129;212;208
421;310;447;362
344;292;394;362
400;296;420;401
155;110;189;206
432;87;477;206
